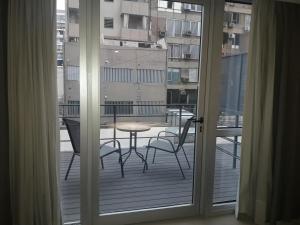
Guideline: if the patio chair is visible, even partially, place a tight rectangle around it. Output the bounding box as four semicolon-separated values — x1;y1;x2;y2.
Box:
63;118;124;180
143;117;194;179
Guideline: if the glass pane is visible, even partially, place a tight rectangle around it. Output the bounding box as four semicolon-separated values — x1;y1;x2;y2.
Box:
213;2;252;204
99;0;203;215
57;0;81;223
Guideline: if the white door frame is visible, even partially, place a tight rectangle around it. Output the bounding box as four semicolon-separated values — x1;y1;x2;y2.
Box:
79;0;227;224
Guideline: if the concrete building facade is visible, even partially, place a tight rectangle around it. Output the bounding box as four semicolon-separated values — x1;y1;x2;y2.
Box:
62;0;251;121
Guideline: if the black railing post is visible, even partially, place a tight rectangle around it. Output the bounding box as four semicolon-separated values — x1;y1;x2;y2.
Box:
233;115;239;169
179;105;182;138
113;105;117;148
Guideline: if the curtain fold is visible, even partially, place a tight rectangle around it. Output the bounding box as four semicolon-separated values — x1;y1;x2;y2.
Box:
238;0;300;224
237;0;277;223
271;2;300;223
7;0;61;224
0;0;12;224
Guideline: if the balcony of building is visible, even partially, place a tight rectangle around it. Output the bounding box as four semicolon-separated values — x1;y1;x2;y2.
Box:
59;104;241;223
121;14;149;41
68;0;79;9
121;0;149;17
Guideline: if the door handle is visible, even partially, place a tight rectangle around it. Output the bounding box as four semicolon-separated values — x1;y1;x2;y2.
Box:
193;117;204;124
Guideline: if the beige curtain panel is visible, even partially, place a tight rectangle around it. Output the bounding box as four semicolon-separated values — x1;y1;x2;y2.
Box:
7;0;61;225
237;0;277;223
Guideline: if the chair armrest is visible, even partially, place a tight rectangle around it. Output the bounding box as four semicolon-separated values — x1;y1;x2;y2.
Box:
149;136;176;152
158;130;179;138
100;139;121;150
147;137;157;146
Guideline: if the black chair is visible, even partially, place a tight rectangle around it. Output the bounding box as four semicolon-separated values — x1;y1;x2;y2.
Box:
63;118;124;180
143;117;194;179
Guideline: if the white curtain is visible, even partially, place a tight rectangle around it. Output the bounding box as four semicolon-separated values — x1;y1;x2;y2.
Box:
237;0;277;224
8;0;61;225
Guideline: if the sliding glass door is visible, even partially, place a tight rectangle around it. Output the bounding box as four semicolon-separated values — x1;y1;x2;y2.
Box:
57;0;253;224
95;0;210;224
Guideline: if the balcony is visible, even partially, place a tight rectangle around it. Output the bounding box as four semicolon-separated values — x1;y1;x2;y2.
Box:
121;28;148;42
68;23;79;37
121;0;149;17
59;104;241;223
68;0;79;9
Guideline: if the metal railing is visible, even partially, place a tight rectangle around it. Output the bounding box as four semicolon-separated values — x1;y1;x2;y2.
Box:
59;103;197;142
59;103;242;167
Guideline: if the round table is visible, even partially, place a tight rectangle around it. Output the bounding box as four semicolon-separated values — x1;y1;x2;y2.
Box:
117;123;151;166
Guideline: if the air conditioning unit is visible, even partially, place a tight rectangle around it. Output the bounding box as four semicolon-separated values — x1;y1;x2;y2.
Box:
183;31;192;36
229;33;235;38
183;53;191;59
159;31;166;38
182;4;191;11
228;22;235;28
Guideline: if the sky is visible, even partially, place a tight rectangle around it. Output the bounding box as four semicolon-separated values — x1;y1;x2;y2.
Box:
57;0;65;10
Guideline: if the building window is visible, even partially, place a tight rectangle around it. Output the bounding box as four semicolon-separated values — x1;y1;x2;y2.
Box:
245;14;251;31
229;33;240;49
166;19;201;37
67;66;80;80
168;44;200;60
137;69;165;84
168;68;198;84
69;8;79;24
128;15;144;30
167;68;180;83
167;1;173;9
182;44;200;60
224;12;240;26
104;101;133;115
104;17;114;28
168;44;181;59
181;69;198;83
103;67;133;83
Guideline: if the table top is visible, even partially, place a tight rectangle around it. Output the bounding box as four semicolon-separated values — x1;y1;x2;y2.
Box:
116;122;151;132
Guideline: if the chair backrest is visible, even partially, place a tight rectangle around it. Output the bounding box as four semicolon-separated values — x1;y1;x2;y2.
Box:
178;116;194;148
63;118;80;154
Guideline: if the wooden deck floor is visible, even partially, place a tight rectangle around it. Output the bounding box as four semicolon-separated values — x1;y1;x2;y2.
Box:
60;143;240;223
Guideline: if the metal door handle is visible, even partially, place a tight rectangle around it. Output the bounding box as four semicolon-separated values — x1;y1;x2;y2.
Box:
193;117;204;124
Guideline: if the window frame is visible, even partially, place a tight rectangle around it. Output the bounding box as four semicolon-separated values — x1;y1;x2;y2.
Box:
104;17;114;28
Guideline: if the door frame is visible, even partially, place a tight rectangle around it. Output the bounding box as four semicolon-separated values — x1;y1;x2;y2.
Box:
79;0;226;224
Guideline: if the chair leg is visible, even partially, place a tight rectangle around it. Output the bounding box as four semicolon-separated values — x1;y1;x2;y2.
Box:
118;151;124;178
181;146;191;169
100;157;104;169
65;153;75;180
143;147;150;173
152;148;157;164
174;152;185;179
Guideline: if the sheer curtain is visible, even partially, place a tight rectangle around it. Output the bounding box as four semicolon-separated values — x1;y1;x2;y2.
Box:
237;0;277;223
7;0;61;224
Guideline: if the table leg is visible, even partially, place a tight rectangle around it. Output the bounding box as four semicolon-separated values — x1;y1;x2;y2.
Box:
121;132;133;165
133;132;148;167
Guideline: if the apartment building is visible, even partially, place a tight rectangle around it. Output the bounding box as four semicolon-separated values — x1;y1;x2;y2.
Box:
57;9;65;104
64;0;167;122
57;9;65;66
222;3;251;56
63;0;251;118
149;0;202;106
